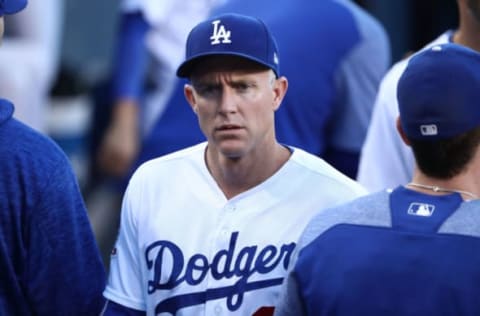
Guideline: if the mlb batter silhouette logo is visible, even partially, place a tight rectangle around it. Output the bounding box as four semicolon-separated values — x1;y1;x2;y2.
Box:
407;202;435;217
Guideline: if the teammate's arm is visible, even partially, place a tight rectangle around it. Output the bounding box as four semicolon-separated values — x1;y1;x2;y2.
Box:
103;173;147;313
98;11;150;177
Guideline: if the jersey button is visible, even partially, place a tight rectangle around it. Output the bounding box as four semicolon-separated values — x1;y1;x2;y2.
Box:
215;305;222;315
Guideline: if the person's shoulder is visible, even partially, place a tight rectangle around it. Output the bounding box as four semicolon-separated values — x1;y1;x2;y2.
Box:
380;57;410;89
289;147;367;193
131;142;206;179
0;108;68;164
335;0;381;22
298;189;392;248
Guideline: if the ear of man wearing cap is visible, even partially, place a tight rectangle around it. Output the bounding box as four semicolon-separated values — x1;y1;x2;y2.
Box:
396;43;480;200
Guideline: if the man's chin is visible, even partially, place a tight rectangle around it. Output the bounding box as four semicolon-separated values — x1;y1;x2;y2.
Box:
217;142;246;159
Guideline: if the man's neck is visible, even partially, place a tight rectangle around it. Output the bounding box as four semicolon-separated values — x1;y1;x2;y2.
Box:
410;164;480;201
454;5;480;52
205;142;291;199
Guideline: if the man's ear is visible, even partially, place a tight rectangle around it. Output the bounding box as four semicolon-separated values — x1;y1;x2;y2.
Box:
184;84;198;114
272;76;288;111
396;116;411;146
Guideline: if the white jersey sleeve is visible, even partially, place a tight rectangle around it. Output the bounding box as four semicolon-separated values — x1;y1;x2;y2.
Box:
103;175;146;311
357;32;452;192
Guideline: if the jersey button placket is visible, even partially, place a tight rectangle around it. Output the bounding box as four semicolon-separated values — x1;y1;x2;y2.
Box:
205;203;236;315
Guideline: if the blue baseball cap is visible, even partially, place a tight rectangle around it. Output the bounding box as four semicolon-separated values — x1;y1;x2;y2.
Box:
0;0;27;16
176;13;280;78
398;43;480;140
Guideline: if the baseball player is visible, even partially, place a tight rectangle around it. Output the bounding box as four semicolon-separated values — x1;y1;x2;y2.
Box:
0;1;106;315
102;13;366;315
275;43;480;316
357;0;480;192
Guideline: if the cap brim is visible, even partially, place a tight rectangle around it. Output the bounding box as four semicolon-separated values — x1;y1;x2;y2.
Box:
176;52;277;78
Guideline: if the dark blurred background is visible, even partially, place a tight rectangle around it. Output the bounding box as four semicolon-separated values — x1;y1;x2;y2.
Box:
59;0;459;94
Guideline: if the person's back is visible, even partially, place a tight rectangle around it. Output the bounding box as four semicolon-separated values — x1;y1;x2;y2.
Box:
134;0;390;179
0;100;106;314
280;190;480;315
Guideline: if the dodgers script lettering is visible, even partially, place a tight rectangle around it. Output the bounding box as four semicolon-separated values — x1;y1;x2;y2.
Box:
145;232;295;314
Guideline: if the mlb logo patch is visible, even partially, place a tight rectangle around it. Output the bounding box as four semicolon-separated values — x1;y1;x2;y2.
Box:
407;203;435;217
420;124;438;136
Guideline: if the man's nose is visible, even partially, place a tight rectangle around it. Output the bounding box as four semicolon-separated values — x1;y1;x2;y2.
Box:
218;87;237;114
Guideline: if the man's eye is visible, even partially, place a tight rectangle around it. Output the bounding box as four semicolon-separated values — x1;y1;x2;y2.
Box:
197;86;217;95
235;83;252;92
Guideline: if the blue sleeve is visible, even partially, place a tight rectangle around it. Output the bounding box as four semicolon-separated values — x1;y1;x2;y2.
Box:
25;148;107;315
103;300;146;316
112;12;150;101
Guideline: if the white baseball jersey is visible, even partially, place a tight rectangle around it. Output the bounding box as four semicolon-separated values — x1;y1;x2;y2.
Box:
103;142;366;315
357;31;452;192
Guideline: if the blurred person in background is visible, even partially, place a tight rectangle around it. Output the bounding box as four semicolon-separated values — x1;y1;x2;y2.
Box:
95;0;222;180
0;0;62;132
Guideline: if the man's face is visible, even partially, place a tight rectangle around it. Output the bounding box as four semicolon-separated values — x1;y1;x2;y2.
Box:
184;56;287;159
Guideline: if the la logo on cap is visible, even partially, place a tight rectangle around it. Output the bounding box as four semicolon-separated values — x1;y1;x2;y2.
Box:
210;20;232;45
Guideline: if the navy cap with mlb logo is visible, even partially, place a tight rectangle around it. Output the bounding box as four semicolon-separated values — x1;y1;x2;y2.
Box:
398;43;480;140
0;0;27;16
176;13;280;78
